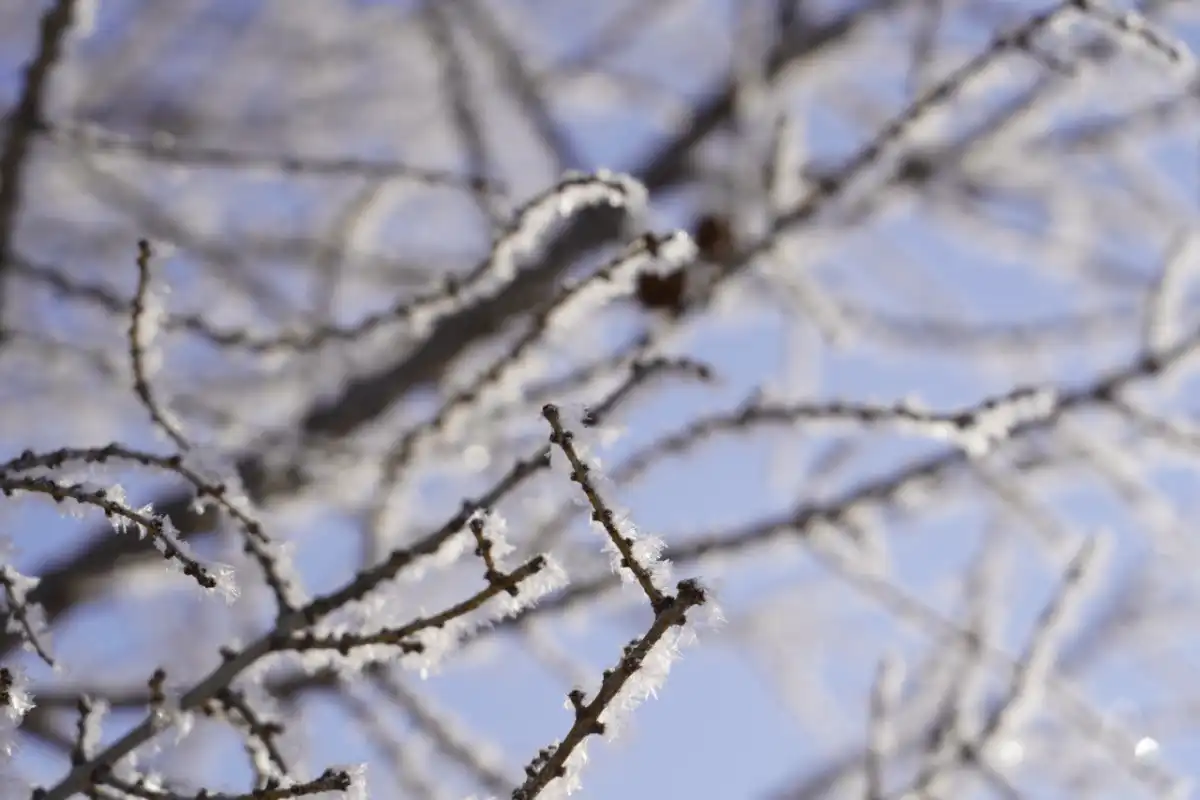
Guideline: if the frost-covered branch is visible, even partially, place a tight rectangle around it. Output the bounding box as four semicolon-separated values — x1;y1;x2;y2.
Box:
127;239;187;452
204;687;290;784
543;403;671;608
0;474;223;593
40;118;504;189
6;1;1200;796
0;565;52;667
512;579;708;800
30;346;690;799
93;767;357;800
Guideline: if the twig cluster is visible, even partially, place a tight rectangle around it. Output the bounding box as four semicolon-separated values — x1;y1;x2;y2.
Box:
1;0;1197;797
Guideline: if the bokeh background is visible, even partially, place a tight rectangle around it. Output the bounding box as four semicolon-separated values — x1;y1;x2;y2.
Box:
4;0;1200;797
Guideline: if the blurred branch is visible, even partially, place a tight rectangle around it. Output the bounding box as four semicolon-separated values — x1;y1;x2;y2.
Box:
0;0;887;664
0;0;78;338
37;118;505;192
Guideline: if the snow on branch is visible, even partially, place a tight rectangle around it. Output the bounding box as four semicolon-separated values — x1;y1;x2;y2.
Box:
543;403;672;607
29;350;699;800
369;231;697;530
69;694;108;770
512;580;708;800
117;170;650;356
42;118;505;190
127;239;187;452
92;766;361;800
0;666;34;760
283;552;565;677
0;443;310;609
0;564;52;667
764;1;1077;239
0;472;226;595
12;3;1200;793
506;403;723;799
1071;0;1196;72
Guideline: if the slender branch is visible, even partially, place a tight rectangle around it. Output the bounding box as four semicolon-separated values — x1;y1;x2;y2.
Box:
512;579;707;800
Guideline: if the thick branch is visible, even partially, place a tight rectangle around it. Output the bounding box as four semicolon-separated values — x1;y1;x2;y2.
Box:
0;0;77;335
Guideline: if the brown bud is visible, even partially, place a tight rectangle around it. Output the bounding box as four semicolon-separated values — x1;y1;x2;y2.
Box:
633;267;687;316
693;213;735;264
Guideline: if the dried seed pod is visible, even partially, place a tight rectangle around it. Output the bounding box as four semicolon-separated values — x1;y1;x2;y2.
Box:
693;213;735;264
634;267;688;315
631;214;731;316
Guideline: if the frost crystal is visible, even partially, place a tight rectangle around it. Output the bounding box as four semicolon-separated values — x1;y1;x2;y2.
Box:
538;742;589;800
211;563;241;604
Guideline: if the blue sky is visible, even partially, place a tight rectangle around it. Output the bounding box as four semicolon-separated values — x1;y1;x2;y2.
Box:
7;1;1200;799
